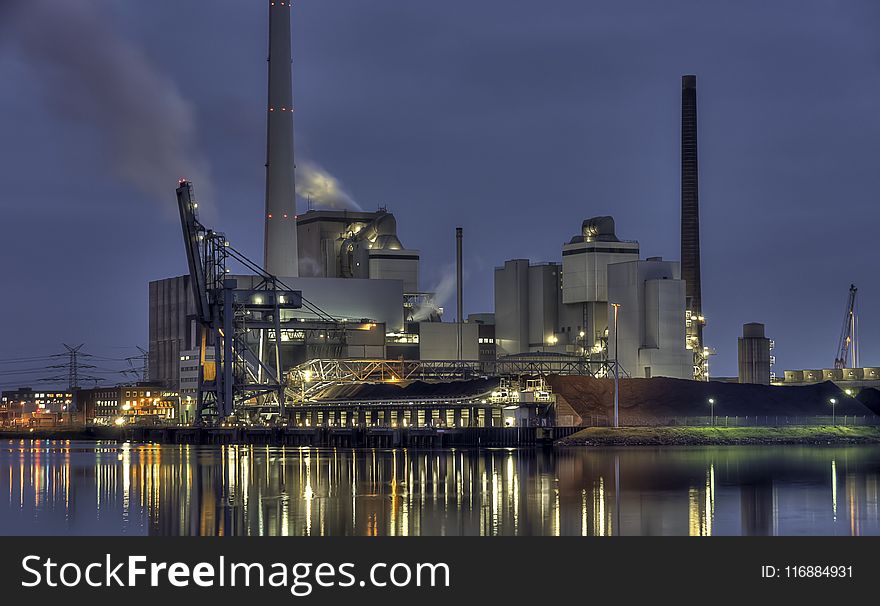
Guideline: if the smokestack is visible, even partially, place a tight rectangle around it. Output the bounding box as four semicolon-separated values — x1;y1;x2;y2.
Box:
456;227;463;361
264;0;298;277
681;75;702;344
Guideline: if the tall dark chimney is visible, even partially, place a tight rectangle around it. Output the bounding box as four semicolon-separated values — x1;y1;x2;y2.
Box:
681;75;702;344
456;227;463;361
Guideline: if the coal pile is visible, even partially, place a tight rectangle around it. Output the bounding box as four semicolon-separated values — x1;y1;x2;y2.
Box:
547;376;876;424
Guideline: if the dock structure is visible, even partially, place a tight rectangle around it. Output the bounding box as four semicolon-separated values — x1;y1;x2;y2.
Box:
122;425;582;448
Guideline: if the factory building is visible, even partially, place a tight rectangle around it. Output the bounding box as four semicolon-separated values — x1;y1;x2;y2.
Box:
738;323;772;385
494;217;639;358
149;273;406;389
494;260;556;354
385;316;495;362
0;388;74;426
606;258;691;379
297;209;420;293
76;384;178;425
149;4;704;418
561;216;640;351
417;322;480;361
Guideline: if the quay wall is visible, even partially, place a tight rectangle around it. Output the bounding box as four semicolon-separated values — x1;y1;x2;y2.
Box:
0;426;581;448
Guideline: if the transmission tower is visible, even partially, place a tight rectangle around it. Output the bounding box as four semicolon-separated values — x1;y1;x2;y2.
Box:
64;344;83;390
58;344;96;390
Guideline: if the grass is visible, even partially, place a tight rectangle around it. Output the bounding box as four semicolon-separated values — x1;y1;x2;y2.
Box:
558;425;880;446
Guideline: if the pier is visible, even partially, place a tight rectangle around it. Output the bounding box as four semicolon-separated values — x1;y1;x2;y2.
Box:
0;425;581;448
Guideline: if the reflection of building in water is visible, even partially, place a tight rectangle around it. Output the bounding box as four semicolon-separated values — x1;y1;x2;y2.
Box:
6;445;880;536
740;480;774;536
688;464;715;536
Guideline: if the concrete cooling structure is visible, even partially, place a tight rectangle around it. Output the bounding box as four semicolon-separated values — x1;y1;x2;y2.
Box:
494;219;692;380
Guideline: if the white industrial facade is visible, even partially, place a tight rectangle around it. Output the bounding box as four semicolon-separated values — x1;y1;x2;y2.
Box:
494;217;640;358
606;258;691;379
493;218;691;380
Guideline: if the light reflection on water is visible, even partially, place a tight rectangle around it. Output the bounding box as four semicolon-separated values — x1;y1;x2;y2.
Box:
2;440;879;536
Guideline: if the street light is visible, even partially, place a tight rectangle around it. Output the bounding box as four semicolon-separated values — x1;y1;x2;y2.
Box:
708;398;716;426
829;397;837;425
611;302;621;429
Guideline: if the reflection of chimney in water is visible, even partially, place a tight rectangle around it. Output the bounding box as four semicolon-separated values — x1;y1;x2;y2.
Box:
264;0;298;276
681;74;702;344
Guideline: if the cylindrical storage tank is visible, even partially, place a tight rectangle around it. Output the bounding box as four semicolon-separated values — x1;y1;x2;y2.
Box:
737;323;771;385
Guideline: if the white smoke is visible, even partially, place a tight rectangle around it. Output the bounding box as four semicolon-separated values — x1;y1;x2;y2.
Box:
1;0;212;208
296;161;362;211
412;264;457;322
298;255;324;277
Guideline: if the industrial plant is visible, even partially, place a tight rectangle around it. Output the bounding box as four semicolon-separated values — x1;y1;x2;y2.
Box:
140;1;721;432
0;2;872;438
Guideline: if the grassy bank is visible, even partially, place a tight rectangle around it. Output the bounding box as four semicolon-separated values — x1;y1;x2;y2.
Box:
556;425;880;446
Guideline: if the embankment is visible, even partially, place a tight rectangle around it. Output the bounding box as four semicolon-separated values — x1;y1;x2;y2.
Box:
547;375;879;425
556;425;880;446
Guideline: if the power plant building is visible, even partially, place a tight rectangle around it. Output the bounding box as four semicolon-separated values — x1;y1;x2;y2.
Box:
297;209;420;293
561;216;639;351
148;2;704;408
149;273;405;389
606;258;692;379
738;323;771;385
494;217;639;358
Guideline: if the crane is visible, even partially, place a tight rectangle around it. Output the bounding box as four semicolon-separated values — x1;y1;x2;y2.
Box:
176;180;339;423
834;284;858;370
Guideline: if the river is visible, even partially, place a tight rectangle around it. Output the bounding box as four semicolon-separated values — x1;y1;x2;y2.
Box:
1;440;878;536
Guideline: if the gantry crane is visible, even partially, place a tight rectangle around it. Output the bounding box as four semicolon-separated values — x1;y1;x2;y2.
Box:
833;284;858;370
177;179;337;423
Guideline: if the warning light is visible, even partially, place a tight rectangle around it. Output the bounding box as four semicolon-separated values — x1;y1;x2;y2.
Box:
268;213;273;218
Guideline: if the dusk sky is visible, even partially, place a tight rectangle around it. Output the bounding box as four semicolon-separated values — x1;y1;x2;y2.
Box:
1;0;879;386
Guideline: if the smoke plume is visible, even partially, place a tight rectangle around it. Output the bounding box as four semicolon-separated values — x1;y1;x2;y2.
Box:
1;0;212;208
412;264;457;322
296;161;362;211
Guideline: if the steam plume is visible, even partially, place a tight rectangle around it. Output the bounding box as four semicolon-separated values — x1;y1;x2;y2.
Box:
296;161;362;211
1;0;212;207
412;264;457;322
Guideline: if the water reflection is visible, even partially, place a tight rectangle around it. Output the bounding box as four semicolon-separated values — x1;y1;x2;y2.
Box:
2;440;880;536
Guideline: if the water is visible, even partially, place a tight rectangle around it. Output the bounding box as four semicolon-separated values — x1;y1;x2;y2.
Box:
1;440;879;536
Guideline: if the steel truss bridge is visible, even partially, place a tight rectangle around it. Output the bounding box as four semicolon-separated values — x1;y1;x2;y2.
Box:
286;355;616;403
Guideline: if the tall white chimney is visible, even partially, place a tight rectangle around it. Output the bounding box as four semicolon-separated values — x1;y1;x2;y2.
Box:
263;0;298;276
